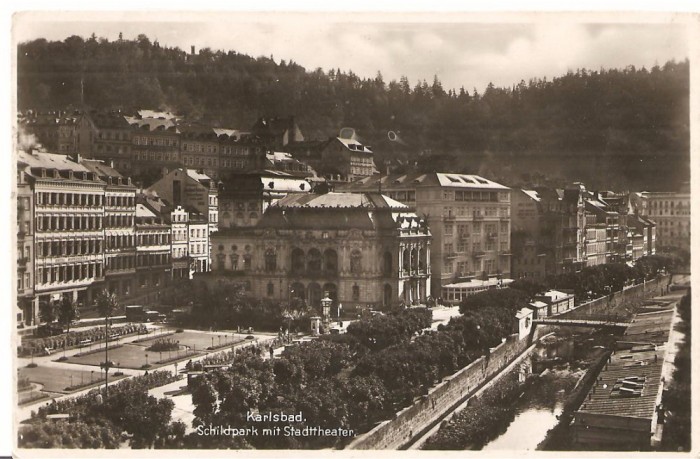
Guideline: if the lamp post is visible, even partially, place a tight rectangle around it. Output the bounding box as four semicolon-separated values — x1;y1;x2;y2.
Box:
337;303;343;326
321;292;332;329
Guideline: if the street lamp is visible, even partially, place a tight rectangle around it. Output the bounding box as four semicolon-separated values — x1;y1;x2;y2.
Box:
337;303;343;325
145;354;149;366
321;292;332;328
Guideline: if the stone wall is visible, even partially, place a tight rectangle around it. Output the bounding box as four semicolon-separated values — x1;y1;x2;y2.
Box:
556;275;669;320
347;331;536;450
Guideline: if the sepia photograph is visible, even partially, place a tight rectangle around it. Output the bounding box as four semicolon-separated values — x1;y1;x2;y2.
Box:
10;8;696;455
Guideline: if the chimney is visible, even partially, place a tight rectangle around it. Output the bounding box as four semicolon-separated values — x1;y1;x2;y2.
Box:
109;159;115;168
76;153;82;164
191;45;195;55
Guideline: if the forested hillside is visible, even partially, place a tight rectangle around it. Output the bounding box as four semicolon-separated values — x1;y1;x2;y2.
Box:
17;34;689;190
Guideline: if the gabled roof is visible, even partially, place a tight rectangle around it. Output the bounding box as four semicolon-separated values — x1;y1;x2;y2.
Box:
339;172;508;191
186;169;212;183
334;137;373;153
521;189;541;202
125;116;177;132
135;203;156;218
81;159;124;180
18;150;88;173
273;192;408;210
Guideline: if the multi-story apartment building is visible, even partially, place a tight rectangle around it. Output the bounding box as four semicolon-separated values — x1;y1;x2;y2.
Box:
511;185;588;279
180;125;221;180
18;150;106;318
627;214;656;257
18;110;80;154
188;211;210;273
511;190;547;280
584;213;607;268
169;205;190;279
81;111;134;171
317;136;377;182
630;190;690;252
585;196;623;264
147;168;217;274
341;172;510;296
217;130;267;175
210;192;431;311
16;162;35;325
125;115;181;179
81;160;137;299
134;202;172;303
218;171;311;229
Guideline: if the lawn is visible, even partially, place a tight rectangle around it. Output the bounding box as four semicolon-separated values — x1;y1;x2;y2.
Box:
18;365;126;394
132;330;245;352
65;343;201;370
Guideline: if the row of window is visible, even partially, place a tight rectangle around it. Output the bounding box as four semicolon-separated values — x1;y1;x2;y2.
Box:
105;215;134;228
36;192;103;207
190;243;207;255
443;259;497;275
37;239;102;257
105;196;135;208
445;222;509;236
37;215;102;232
650;200;689;208
36;263;103;284
443;206;510;218
134;151;179;162
443;190;506;202
386;191;417;202
98;131;129;141
133;136;178;147
96;144;129;155
106;234;134;250
105;254;134;271
136;233;171;246
137;253;170;267
190;228;208;239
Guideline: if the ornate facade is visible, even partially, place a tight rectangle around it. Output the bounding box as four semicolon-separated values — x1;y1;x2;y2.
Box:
210;192;431;312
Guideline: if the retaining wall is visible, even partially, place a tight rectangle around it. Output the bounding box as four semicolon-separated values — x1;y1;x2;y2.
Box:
347;331;537;450
556;275;669;320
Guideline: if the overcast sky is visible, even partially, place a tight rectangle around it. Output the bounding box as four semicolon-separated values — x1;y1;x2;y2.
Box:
14;13;691;92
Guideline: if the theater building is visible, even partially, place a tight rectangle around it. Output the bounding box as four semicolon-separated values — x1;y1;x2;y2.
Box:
210;192;431;312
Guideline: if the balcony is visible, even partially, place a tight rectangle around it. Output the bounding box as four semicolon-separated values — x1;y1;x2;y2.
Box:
472;251;486;258
444;214;456;221
472;214;484;220
444;252;458;259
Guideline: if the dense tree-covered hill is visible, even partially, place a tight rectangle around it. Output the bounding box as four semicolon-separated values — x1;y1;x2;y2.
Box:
17;34;689;190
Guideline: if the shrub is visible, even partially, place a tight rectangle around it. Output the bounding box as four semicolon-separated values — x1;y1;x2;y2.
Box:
147;338;180;352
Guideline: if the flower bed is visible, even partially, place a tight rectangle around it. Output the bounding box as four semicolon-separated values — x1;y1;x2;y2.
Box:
147;338;180;352
19;323;148;357
154;350;199;365
131;331;176;344
69;344;123;358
